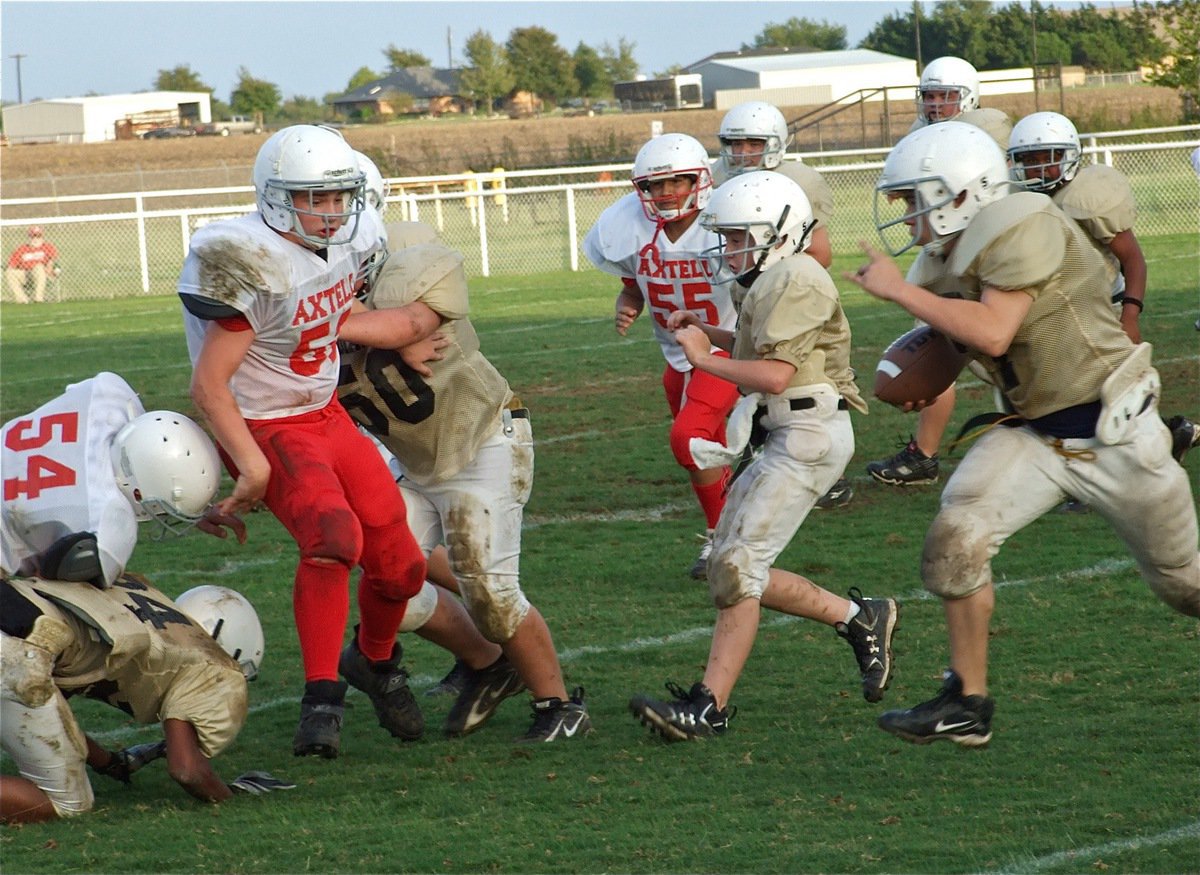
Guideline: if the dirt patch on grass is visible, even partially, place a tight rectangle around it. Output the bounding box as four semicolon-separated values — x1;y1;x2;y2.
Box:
2;85;1182;197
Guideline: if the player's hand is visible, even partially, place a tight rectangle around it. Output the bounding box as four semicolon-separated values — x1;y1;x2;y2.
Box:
228;771;297;795
615;303;640;336
673;324;711;365
217;465;270;517
399;332;448;377
665;310;701;332
93;740;167;784
843;241;905;301
196;506;248;544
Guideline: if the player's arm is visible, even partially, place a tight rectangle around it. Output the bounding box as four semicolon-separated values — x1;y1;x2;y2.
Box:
1109;228;1146;343
674;324;796;394
162;718;232;803
341;298;443;349
615;277;644;336
845;242;1032;356
666;309;734;351
190;322;270;516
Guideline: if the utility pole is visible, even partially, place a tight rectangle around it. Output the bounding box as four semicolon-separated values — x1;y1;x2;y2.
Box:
10;52;26;104
912;2;923;73
447;27;452;69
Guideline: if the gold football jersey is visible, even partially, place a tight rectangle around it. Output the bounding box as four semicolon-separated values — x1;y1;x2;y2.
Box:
711;159;834;229
1052;164;1137;293
947;191;1134;418
9;573;248;758
732;252;866;413
340;242;512;485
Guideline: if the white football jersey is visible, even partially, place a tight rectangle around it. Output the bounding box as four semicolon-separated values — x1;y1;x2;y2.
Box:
1;372;143;586
178;211;384;419
583;192;735;372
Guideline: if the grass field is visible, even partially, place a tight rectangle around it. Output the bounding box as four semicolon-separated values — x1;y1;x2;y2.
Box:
1;236;1197;873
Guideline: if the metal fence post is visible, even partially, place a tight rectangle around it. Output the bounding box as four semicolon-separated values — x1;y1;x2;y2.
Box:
566;187;578;272
136;193;150;293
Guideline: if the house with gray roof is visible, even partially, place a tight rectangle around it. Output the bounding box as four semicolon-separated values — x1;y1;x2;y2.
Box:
332;67;467;117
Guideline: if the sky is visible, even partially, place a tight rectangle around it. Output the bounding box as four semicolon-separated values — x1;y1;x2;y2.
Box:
2;0;1113;106
1;0;921;104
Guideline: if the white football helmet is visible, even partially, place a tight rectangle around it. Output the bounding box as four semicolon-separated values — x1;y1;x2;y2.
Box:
355;150;390;214
918;56;980;123
110;411;221;537
699;170;814;282
1007;111;1082;193
718;101;793;173
631;133;713;223
253;125;366;248
874;121;1011;256
175;585;265;681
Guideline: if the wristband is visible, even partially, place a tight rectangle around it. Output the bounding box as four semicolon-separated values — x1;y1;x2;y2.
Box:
1120;296;1144;312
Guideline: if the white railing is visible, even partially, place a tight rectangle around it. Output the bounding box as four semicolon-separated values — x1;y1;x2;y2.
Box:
1;132;1197;300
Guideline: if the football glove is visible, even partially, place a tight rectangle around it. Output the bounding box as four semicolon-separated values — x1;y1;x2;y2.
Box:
92;740;167;784
227;771;297;795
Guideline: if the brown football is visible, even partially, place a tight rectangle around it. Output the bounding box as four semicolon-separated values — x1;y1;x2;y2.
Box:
874;325;969;406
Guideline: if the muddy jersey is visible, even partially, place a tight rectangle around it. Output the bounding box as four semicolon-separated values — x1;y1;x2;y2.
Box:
732;252;867;413
1052;164;1136;296
945;191;1134;418
7;573;247;758
1;373;142;587
583;192;735;373
910;107;1012;150
338;241;510;485
178;210;385;419
711;159;835;229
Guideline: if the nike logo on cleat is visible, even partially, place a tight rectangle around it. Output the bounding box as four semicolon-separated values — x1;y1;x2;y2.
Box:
934;718;978;733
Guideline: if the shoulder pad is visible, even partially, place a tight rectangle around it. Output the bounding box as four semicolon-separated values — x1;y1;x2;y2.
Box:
776;162;834;226
1055;164;1135;224
385;221;440;251
369;243;467;318
189;221;293;302
959;108;1013;150
950;192;1054;272
585;193;648;264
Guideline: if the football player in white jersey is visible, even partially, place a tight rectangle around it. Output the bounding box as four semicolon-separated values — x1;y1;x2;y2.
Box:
583;133;739;580
1;372;244;589
179;126;434;759
339;224;591;742
847;122;1199;746
867;58;1015;489
628;172;899;741
1;574;289;823
711;100;853;509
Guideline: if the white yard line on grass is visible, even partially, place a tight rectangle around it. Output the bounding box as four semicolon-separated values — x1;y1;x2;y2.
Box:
983;819;1200;874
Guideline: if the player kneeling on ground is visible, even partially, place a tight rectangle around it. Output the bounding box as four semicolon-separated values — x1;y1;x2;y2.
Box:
846;121;1200;747
1;576;290;824
628;172;899;741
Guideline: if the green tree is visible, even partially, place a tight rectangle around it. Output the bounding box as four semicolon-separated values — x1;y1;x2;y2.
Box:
275;95;327;124
459;29;515;114
346;66;383;92
1147;0;1200;114
383;46;432;70
747;16;847;51
230;67;280;117
601;38;639;83
573;43;609;98
154;64;211;92
506;26;575;102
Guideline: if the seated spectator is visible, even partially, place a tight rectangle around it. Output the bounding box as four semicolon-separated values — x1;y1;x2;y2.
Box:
6;226;59;304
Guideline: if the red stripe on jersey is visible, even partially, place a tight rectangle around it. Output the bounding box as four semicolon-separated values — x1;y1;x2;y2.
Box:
217;314;253;332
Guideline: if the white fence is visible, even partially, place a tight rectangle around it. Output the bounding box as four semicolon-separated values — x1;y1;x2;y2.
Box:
1;127;1197;301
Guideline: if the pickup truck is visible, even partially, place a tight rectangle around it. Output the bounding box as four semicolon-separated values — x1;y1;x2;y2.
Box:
196;115;263;136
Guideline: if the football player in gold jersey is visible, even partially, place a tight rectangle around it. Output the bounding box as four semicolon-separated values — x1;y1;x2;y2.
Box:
848;121;1199;747
339;224;591;743
1;574;288;823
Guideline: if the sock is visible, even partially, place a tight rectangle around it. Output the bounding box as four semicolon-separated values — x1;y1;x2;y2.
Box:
294;559;351;682
692;468;730;529
843;601;861;625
